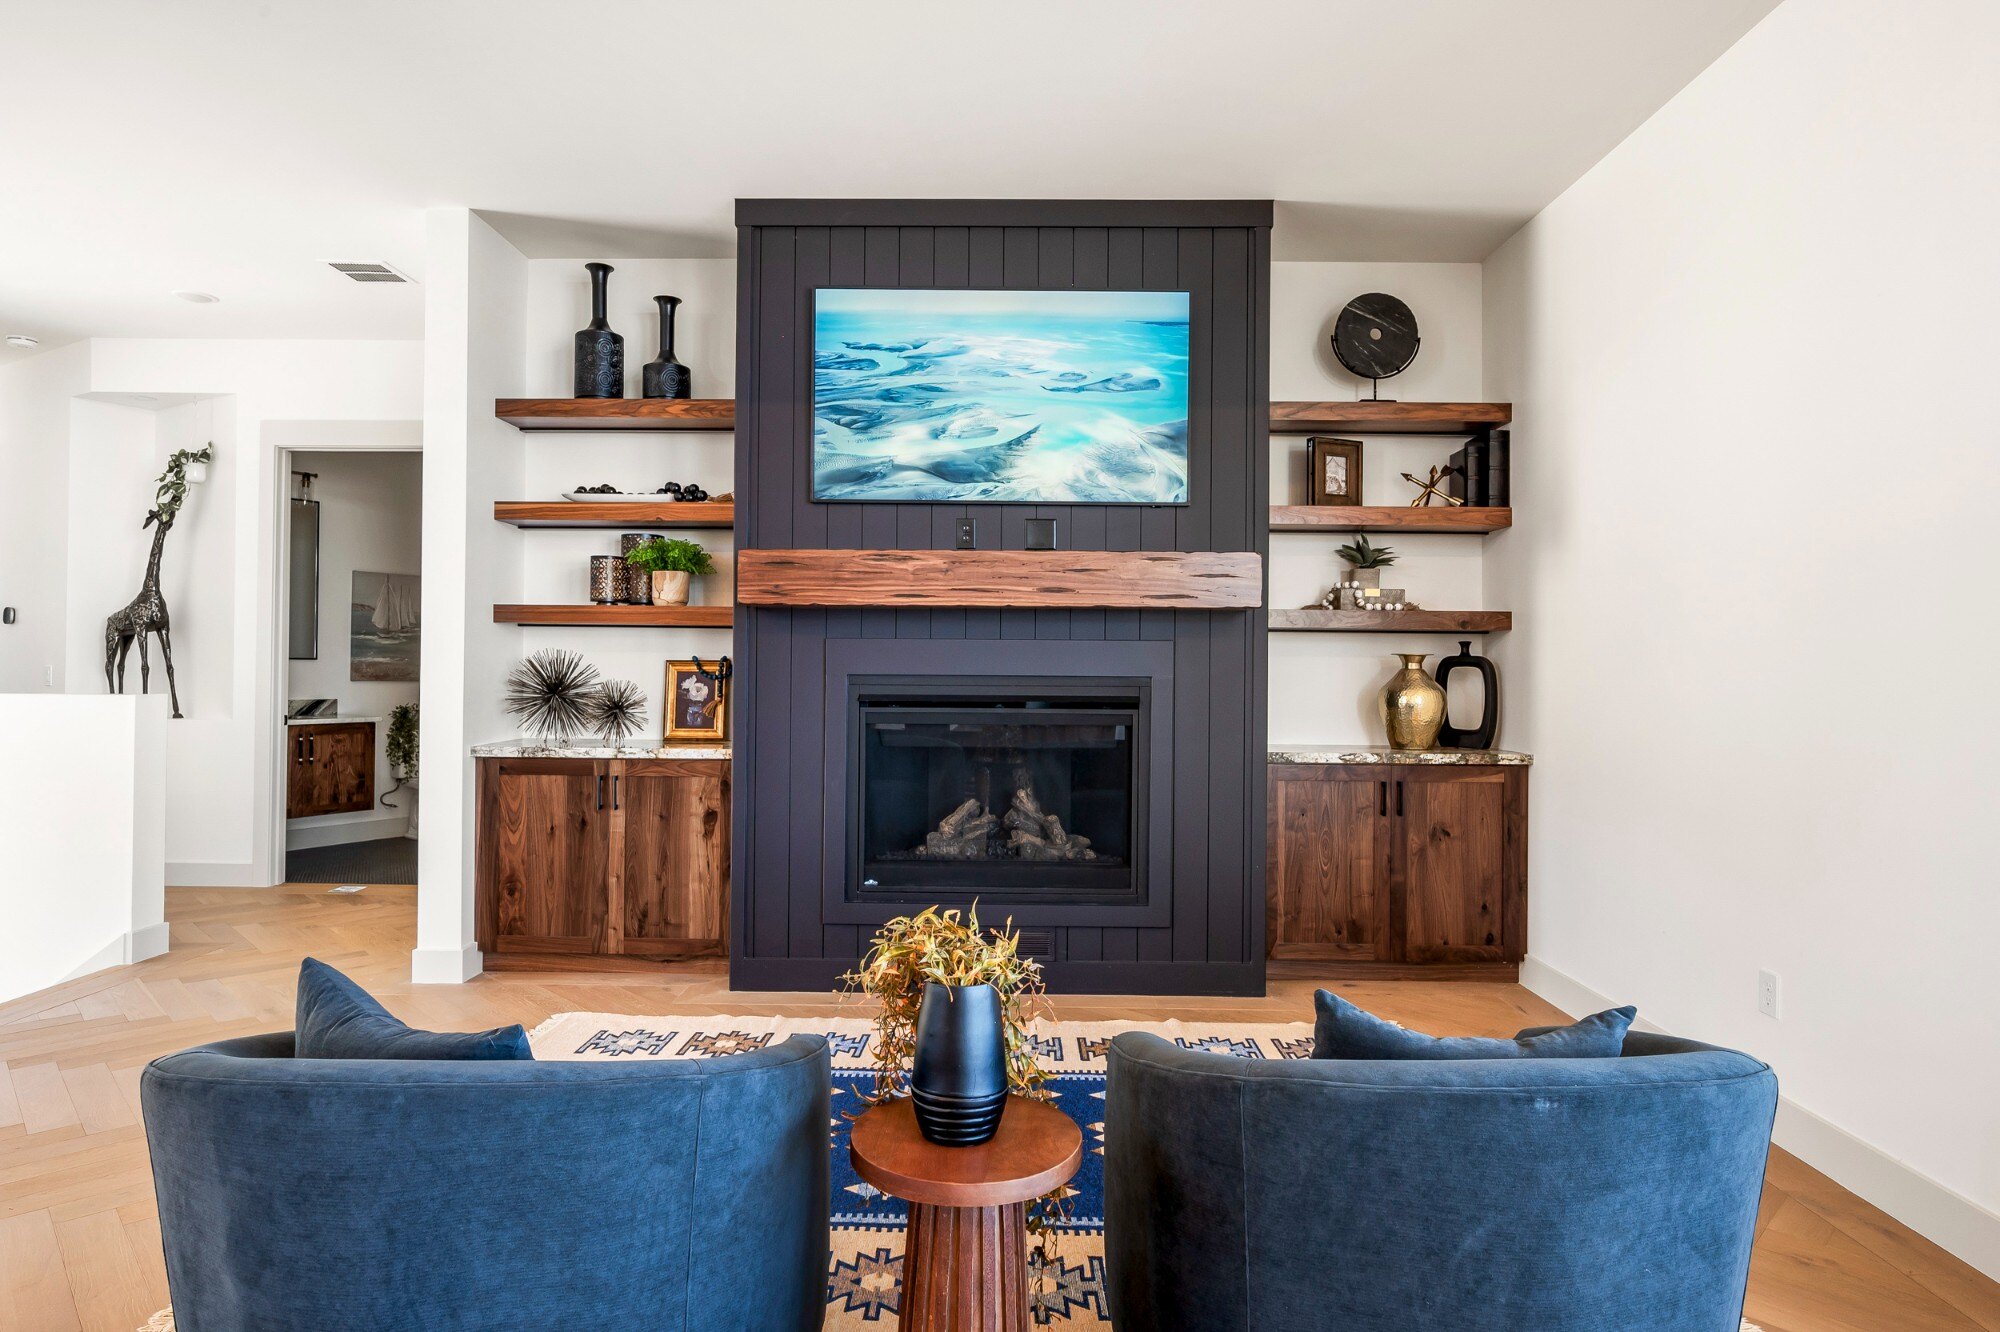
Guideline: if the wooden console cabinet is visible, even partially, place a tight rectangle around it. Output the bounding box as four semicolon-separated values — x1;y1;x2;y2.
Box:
286;722;375;818
475;757;730;964
1267;763;1527;976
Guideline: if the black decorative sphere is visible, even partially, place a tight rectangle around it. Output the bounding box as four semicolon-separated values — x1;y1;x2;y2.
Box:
1332;292;1420;382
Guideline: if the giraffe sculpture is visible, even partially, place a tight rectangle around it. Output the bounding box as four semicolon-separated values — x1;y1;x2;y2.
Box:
105;443;212;719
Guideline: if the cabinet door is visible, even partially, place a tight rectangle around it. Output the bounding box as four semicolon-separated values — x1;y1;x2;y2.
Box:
485;760;609;954
1267;770;1393;960
287;724;374;817
1399;772;1508;963
614;760;729;957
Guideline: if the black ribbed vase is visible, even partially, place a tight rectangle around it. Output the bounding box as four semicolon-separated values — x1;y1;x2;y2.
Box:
909;982;1007;1146
642;294;692;399
573;262;624;398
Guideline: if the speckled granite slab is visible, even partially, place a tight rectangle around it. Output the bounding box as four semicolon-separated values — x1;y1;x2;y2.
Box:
471;740;731;760
1269;746;1531;766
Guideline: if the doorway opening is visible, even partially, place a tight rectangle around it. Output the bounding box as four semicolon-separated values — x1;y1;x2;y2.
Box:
278;449;422;886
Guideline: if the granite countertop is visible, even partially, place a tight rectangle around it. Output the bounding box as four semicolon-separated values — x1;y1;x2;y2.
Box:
288;715;385;727
1269;746;1532;766
472;740;731;760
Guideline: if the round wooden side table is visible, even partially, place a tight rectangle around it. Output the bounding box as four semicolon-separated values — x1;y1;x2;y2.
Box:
849;1094;1083;1332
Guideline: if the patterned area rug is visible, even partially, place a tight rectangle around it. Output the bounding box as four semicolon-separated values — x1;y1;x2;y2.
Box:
140;1012;1766;1331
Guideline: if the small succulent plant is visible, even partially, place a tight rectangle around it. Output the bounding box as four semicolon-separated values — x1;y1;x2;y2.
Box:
1335;534;1397;569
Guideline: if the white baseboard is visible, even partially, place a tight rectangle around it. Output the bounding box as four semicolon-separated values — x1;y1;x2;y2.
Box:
410;943;483;984
285;814;409;851
167;861;274;888
1520;954;2000;1282
129;921;170;963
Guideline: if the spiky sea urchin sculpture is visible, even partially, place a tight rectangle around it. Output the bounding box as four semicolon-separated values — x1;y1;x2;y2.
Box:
587;679;649;748
504;649;600;746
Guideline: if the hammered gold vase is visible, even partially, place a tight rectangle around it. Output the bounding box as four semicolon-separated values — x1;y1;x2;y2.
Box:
1380;653;1447;751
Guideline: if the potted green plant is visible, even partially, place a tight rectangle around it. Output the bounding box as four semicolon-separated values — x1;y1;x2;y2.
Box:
1335;533;1397;589
623;536;715;606
843;906;1052;1145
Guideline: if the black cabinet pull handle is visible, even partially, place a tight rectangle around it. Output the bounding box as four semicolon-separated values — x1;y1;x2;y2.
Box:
1378;781;1388;817
307;736;316;762
596;775;605;810
611;775;620;810
1396;781;1405;816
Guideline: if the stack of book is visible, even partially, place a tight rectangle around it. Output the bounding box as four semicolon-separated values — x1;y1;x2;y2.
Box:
1447;430;1511;507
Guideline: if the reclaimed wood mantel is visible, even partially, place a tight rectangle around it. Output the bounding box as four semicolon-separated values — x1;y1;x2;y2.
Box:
736;549;1264;609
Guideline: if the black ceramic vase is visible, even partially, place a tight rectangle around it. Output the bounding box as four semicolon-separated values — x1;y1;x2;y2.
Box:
909;982;1007;1146
642;295;692;399
1434;639;1501;749
573;262;624;398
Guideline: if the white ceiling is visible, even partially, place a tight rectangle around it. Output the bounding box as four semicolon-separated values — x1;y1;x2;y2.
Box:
0;0;1781;365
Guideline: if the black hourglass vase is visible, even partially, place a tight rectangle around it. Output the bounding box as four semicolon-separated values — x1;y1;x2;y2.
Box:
642;295;692;400
1434;640;1501;749
573;262;624;398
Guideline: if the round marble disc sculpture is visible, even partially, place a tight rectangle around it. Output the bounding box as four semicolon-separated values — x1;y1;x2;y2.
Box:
1332;292;1420;391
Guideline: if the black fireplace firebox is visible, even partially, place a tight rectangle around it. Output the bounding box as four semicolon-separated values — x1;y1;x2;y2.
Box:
850;683;1148;906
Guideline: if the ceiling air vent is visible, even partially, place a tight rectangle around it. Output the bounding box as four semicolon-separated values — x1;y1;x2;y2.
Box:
326;262;412;284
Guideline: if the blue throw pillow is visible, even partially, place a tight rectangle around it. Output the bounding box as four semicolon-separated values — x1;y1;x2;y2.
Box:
1312;989;1635;1060
294;957;533;1061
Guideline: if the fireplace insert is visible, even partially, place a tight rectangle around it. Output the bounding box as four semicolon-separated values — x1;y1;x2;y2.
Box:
850;682;1148;904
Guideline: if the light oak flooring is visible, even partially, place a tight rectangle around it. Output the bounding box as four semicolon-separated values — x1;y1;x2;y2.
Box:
2;885;1995;1332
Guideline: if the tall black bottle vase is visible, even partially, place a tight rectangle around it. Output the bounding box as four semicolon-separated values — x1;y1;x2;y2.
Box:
573;262;624;398
642;295;692;400
908;982;1008;1146
1434;639;1501;749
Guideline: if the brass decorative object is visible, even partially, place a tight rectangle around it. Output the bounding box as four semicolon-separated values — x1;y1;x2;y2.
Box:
1402;465;1464;508
1380;653;1447;751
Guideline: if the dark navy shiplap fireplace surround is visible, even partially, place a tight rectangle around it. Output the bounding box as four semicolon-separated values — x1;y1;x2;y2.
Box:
730;199;1272;995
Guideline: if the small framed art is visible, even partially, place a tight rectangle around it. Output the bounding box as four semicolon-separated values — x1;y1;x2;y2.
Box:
1308;437;1364;506
664;658;730;741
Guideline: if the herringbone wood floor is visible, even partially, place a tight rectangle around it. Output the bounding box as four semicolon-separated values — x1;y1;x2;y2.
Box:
1;886;1995;1331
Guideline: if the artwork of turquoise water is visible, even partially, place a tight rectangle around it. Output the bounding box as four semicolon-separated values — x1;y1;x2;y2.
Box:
812;288;1190;503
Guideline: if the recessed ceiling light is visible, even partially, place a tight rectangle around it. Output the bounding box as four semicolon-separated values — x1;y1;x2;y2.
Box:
173;290;220;303
4;334;38;349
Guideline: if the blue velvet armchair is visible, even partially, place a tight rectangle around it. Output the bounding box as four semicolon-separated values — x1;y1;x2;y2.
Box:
141;1031;830;1331
1105;1029;1777;1331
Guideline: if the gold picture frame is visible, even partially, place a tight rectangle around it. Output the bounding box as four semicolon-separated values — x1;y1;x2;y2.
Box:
664;659;729;741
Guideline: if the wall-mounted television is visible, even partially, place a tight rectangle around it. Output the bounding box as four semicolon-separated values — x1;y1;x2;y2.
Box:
812;287;1190;504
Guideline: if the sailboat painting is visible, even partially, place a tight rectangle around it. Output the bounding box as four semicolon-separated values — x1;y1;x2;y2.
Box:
351;571;420;682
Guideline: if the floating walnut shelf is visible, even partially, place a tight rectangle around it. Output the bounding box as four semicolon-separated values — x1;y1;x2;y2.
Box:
1269;609;1512;634
493;501;734;528
1269;505;1509;535
493;605;733;628
495;399;736;431
1268;402;1511;435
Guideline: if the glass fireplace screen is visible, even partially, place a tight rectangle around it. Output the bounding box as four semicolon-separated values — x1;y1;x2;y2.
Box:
853;693;1142;901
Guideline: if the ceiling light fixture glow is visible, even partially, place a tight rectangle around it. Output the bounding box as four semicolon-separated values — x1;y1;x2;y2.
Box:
4;334;38;349
173;290;220;303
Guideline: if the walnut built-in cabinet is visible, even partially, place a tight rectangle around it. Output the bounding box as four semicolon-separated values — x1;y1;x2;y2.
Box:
1267;762;1528;978
286;722;375;818
475;757;730;965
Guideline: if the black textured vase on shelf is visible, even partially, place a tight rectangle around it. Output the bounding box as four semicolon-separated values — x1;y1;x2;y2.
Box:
573;262;624;398
642;295;692;399
1434;639;1501;750
909;982;1007;1146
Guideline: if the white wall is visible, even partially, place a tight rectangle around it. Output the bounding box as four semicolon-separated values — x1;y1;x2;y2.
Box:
285;449;422;846
0;343;89;692
1483;0;2000;1276
1268;261;1487;743
0;694;166;1004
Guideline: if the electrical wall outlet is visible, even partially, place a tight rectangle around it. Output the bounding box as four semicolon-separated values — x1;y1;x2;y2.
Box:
1758;969;1781;1019
45;664;54;687
955;517;976;549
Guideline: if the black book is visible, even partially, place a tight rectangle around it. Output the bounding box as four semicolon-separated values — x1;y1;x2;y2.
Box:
1488;430;1511;507
1464;438;1489;506
1447;446;1468;502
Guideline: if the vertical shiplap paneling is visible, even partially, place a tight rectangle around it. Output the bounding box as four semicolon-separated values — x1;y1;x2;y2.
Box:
1244;224;1273;965
962;227;1006;641
791;226;837;960
750;226;797;960
731;225;762;969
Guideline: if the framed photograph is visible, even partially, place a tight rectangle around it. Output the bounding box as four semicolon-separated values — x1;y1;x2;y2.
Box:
664;659;729;741
1308;437;1364;506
